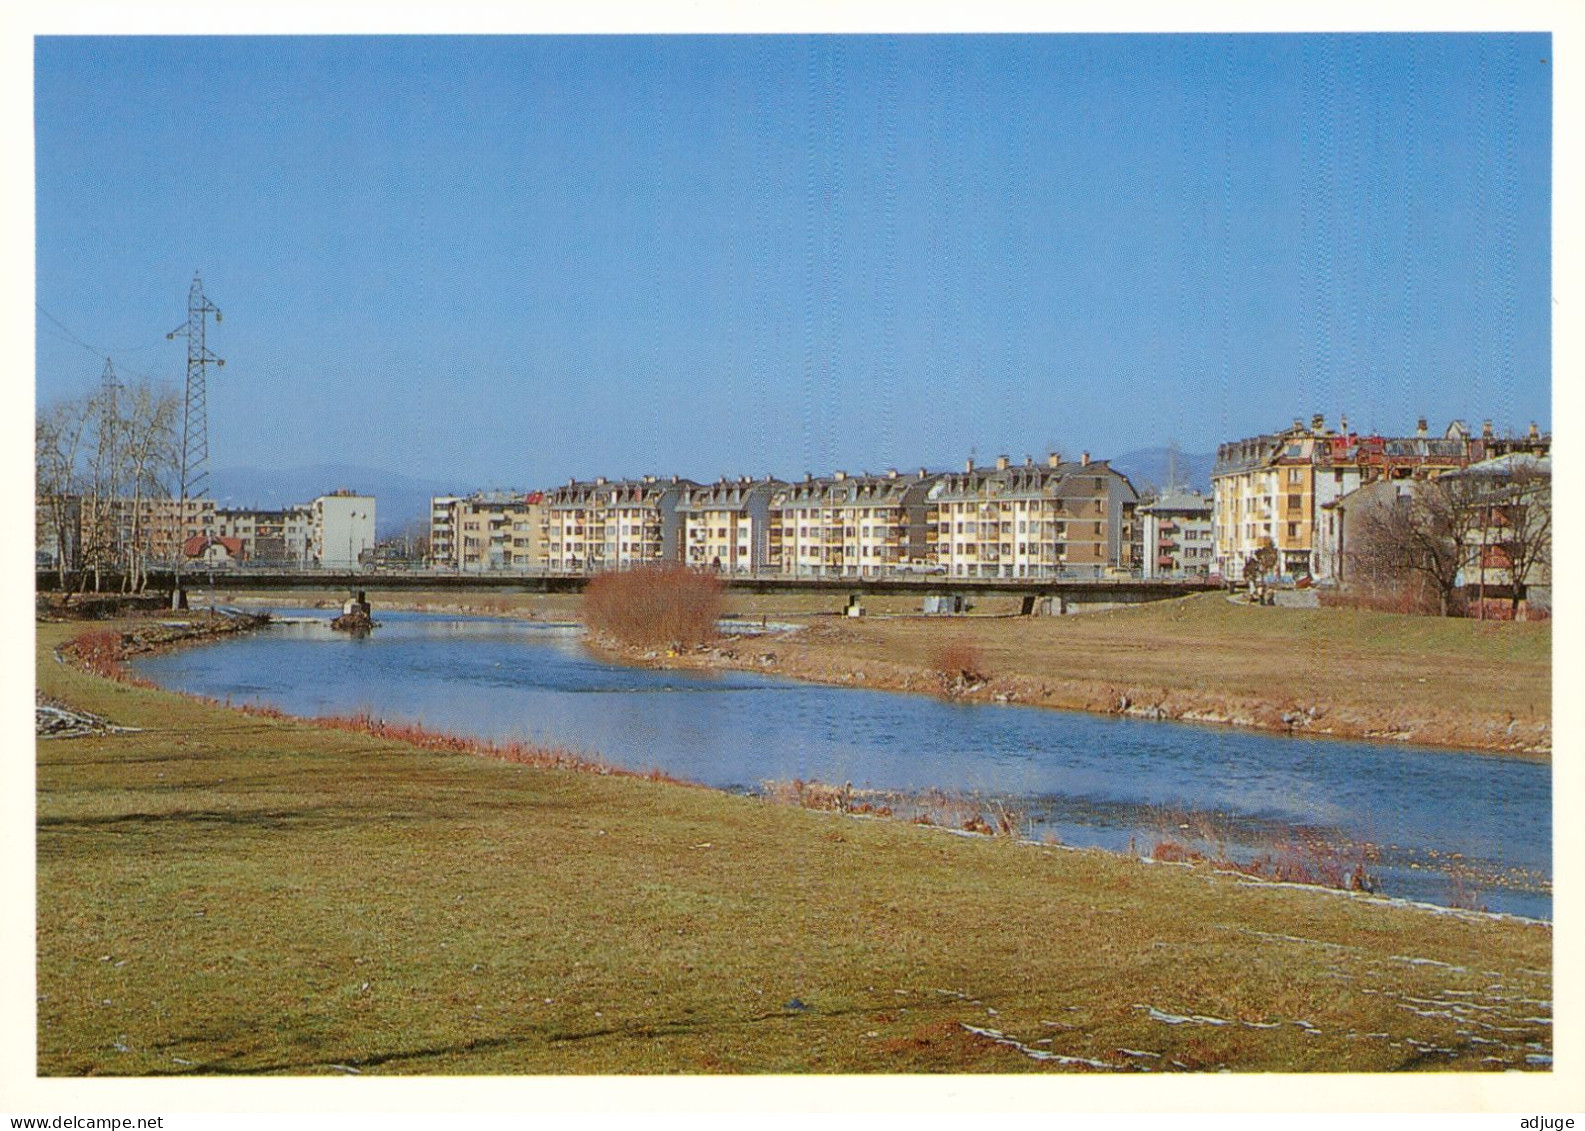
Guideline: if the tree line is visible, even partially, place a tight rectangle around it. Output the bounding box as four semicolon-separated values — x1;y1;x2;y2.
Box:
36;380;180;593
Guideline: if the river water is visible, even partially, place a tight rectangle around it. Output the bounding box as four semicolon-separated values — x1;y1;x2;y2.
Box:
131;610;1552;919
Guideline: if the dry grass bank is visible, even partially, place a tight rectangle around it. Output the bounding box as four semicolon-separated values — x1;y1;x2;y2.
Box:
35;620;1551;1076
684;593;1551;754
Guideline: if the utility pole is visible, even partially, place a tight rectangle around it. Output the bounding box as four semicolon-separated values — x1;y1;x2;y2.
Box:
168;272;223;608
93;358;122;590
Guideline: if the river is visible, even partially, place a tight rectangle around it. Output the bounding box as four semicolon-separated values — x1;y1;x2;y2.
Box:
130;609;1552;919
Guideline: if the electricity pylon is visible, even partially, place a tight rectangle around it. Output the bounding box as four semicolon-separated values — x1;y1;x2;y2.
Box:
168;272;222;605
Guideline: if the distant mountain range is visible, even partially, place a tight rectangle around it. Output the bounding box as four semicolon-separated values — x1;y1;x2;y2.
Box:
207;465;454;537
1107;448;1216;496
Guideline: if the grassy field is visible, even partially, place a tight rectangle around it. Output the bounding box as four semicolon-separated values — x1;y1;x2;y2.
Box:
35;619;1552;1076
782;593;1550;747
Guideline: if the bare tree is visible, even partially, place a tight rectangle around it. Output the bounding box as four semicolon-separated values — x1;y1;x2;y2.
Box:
117;383;180;592
36;383;179;595
1242;538;1279;600
1350;476;1485;617
1472;461;1552;618
35;395;90;591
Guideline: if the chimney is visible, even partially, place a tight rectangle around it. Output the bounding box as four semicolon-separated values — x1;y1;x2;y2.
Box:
1416;418;1428;437
834;470;847;481
886;468;899;479
1047;452;1060;469
1340;414;1349;433
595;476;607;486
805;473;813;483
1312;413;1324;433
918;467;929;479
995;454;1009;471
1025;455;1034;467
1293;418;1304;432
1081;451;1090;466
1482;420;1494;439
1529;422;1540;440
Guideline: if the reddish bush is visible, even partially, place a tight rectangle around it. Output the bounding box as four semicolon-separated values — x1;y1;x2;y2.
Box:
932;640;988;693
581;564;723;650
65;629;127;679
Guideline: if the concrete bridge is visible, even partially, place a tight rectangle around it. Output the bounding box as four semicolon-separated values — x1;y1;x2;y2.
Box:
39;567;1219;610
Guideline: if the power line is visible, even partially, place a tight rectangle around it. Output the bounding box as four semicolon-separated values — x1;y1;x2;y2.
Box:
36;302;177;361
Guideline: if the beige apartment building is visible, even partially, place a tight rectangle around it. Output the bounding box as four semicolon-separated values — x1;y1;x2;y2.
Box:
428;491;547;571
677;477;783;574
544;476;694;572
769;469;938;577
215;506;312;566
927;454;1138;579
39;494;218;573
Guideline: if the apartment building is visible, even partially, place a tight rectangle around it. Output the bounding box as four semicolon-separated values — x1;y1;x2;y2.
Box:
770;469;938;577
677;477;783;574
927;454;1138;579
309;490;377;569
430;490;548;571
1138;490;1214;579
1218;415;1544;582
545;476;694;572
429;495;461;567
214;506;311;566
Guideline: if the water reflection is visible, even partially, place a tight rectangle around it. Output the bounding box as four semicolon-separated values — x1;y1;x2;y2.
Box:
132;610;1552;919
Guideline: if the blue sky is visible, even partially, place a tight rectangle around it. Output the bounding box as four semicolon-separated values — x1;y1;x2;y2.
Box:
34;33;1551;491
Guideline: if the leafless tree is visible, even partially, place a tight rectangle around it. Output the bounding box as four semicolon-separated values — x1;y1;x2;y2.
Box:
36;383;179;594
35;395;90;591
1349;475;1485;616
117;383;180;592
1473;461;1551;618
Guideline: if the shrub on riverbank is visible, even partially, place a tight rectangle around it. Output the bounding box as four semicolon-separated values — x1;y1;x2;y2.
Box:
582;563;723;649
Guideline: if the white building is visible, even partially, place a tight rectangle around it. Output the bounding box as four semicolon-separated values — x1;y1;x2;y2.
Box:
310;490;377;569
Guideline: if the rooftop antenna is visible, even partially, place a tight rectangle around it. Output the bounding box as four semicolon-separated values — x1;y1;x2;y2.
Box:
167;272;222;607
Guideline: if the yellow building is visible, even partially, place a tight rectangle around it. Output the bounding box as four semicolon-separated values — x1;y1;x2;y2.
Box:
1215;416;1496;581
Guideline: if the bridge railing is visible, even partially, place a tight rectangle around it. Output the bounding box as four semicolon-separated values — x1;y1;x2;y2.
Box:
105;560;1219;588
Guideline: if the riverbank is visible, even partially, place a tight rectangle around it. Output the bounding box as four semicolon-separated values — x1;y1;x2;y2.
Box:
596;594;1549;756
34;618;1554;1076
217;587;1549;755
